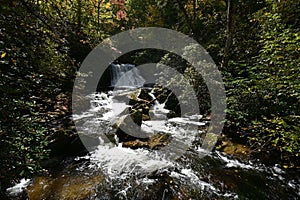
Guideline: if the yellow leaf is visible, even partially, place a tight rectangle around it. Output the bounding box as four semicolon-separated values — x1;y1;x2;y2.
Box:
1;52;6;58
104;2;111;9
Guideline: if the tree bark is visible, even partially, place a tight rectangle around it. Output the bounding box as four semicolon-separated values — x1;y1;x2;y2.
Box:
97;0;101;35
221;0;234;68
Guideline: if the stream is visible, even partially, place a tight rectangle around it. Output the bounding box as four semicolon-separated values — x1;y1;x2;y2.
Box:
6;64;300;199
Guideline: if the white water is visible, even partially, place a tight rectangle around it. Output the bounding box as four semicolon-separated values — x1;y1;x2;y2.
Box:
8;64;299;198
8;87;298;199
75;91;298;199
88;146;174;179
111;63;145;87
71;89;228;196
76;90;204;175
6;178;30;196
7;87;299;198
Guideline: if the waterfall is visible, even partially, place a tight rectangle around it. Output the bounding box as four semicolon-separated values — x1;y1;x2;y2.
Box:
110;63;145;87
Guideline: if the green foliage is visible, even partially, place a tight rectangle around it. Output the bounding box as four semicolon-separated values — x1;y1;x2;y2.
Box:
127;0;178;28
0;100;49;189
0;0;75;190
224;0;300;166
156;46;211;115
0;0;127;190
249;116;300;156
127;0;299;166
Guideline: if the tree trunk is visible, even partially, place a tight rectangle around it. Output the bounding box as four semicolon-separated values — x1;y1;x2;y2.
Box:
97;0;101;35
221;0;234;68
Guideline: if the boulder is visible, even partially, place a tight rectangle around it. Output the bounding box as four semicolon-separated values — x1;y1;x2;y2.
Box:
115;109;148;142
152;86;180;117
128;89;153;106
48;129;86;156
138;88;153;101
132;103;151;120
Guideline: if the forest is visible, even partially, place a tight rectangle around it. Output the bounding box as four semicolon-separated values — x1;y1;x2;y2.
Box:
1;0;299;199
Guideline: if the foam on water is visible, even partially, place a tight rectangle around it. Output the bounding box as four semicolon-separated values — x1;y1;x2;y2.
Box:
88;145;174;179
74;90;209;187
6;178;30;196
72;90;299;199
168;117;206;126
216;152;255;169
7;86;300;199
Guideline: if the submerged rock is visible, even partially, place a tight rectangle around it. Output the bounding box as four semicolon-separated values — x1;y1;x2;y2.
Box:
148;132;171;149
27;174;104;200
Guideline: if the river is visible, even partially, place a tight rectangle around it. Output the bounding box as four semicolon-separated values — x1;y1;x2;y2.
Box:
6;64;300;199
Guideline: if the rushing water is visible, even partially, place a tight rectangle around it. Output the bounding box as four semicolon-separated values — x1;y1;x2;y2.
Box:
6;64;300;199
7;89;300;199
110;63;145;87
72;90;300;199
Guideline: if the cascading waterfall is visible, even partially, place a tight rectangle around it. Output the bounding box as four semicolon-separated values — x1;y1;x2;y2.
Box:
110;63;145;87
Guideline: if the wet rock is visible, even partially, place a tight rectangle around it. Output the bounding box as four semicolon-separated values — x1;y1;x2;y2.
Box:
129;109;143;126
222;142;251;155
112;88;139;102
148;132;171;149
133;103;151;120
115;109;148;142
152;86;180;117
128;93;140;106
122;139;148;149
142;113;150;121
114;89;153;108
127;89;150;106
122;132;171;150
143;171;193;200
167;110;179;118
152;86;167;103
217;137;251;158
48;129;86;156
114;89;154;122
138;88;153;101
